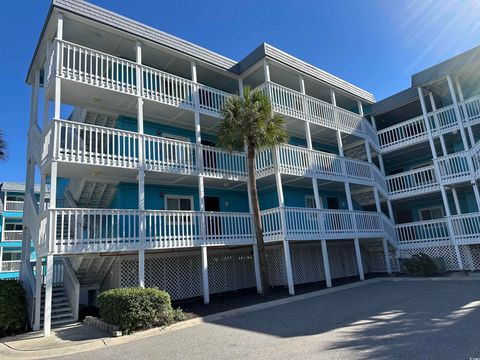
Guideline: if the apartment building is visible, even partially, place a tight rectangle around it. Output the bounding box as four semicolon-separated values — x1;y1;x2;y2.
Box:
20;0;480;336
0;182;38;279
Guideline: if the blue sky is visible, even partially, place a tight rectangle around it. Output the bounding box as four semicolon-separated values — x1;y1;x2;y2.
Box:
1;0;480;182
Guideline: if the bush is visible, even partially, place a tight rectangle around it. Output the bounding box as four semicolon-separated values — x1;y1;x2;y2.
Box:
0;280;27;337
98;287;177;334
402;253;438;276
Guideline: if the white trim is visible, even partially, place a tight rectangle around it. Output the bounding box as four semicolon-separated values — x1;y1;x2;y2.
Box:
162;133;190;142
305;195;322;209
419;206;444;221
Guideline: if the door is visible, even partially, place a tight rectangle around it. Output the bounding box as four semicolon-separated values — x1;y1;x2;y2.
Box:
205;196;221;236
326;197;341;230
202;140;216;171
327;197;340;209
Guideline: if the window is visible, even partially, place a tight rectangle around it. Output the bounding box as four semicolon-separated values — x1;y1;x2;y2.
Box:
305;196;322;209
419;207;444;221
165;196;193;211
5;223;22;231
6;195;24;202
2;252;21;261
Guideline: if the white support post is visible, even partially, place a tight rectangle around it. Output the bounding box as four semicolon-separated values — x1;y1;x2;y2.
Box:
43;254;53;336
263;59;271;82
455;77;475;146
321;240;332;288
472;182;480;212
192;61;208;301
451;187;462;215
33;257;42;331
136;41;146;287
429;93;448;155
282;239;295;295
382;238;392;274
357;100;364;116
446;75;469;150
201;246;209;304
238;78;244;97
300;75;321;210
387;200;395;222
54;14;63;120
344;182;354;211
354;238;365;281
30;69;40;128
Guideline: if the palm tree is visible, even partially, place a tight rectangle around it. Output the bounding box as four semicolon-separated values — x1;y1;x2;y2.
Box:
0;129;6;161
218;86;288;295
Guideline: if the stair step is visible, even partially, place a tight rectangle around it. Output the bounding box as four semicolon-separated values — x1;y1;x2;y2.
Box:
41;307;73;316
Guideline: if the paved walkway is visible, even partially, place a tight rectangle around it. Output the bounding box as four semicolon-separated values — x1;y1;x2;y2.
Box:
2;278;480;359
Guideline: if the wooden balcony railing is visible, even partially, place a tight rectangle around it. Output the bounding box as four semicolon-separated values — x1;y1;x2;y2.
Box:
3;230;23;242
254;82;379;148
46;39;230;118
387;166;439;199
4;201;24;212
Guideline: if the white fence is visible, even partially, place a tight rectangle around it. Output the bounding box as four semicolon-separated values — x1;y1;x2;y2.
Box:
387;166;439;199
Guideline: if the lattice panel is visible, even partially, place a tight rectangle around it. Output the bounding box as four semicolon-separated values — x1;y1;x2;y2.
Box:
459;245;480;271
328;242;359;278
361;241;397;273
208;249;256;295
101;258;120;292
290;242;325;284
398;245;461;270
265;246;287;286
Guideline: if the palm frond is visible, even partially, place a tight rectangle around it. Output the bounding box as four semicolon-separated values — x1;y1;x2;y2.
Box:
0;129;7;161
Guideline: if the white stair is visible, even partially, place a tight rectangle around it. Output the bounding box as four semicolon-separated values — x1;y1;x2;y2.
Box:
40;286;75;327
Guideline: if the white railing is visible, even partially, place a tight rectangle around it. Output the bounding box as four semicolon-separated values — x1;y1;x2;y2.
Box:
461;95;480;124
3;230;23;241
378;115;427;152
387;166;439;199
261;207;397;245
40;208;255;255
50;119;247;180
255;82;379;148
450;212;480;245
49;39;230;118
4;201;24;212
396;219;450;247
0;261;21;272
258;145;387;194
436;151;471;185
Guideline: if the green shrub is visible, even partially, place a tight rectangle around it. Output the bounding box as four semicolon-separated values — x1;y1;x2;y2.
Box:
402;253;438;276
98;287;176;334
0;280;27;337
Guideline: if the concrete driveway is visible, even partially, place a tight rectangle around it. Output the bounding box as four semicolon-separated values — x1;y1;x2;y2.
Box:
55;279;480;360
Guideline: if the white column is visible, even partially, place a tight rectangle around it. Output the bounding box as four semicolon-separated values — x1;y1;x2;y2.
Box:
43;254;53;336
33;257;42;330
354;238;365;281
387;200;395;222
451;187;461;215
282;238;295;295
136;41;146;287
238;78;244;97
382;238;392;274
192;61;208;302
54;14;63;120
263;59;271;82
201;246;209;304
429;93;448;155
357;100;364;116
472;182;480;212
30;69;40;127
446;75;469;150
455;77;475;145
321;240;332;288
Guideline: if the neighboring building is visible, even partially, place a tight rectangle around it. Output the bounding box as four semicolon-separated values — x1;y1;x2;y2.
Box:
20;0;480;336
0;182;38;279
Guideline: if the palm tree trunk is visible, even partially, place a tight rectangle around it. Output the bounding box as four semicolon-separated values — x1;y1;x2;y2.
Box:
247;143;270;295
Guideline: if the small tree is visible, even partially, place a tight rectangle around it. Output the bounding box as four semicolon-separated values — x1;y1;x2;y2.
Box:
0;129;6;161
218;87;288;295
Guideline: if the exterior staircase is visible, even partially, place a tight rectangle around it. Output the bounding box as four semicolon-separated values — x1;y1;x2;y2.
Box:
70;107;117;128
40;285;75;327
66;179;117;208
69;256;115;286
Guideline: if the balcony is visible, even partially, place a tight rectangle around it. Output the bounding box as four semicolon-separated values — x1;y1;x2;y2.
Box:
255;82;379;149
43;119;247;181
35;207;397;256
4;201;24;212
45;39;230;118
256;145;388;195
378;95;480;153
387;166;439;199
396;212;480;249
0;261;21;272
435;140;480;185
3;230;23;242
